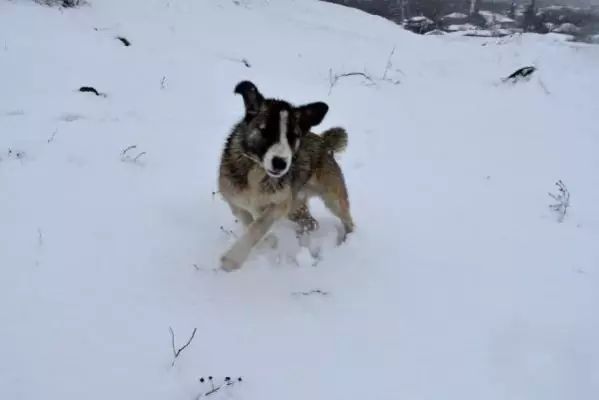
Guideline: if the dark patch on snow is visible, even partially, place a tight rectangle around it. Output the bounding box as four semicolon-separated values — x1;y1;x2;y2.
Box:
502;66;536;83
78;86;107;97
116;36;131;47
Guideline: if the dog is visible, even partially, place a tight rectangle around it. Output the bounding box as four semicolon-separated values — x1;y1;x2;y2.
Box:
217;80;354;271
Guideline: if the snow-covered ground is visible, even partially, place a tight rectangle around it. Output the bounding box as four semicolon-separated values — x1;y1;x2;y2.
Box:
1;1;598;399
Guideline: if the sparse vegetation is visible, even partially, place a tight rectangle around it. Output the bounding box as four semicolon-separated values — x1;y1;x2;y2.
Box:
1;148;27;164
33;0;87;8
120;145;147;165
195;376;243;399
328;70;376;95
549;180;570;223
328;46;401;95
169;326;197;367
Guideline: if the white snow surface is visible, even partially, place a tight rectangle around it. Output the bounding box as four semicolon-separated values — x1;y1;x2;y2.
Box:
480;10;516;24
443;12;468;19
1;1;599;399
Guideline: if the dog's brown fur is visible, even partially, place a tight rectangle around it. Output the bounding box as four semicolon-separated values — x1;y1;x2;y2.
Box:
217;81;354;271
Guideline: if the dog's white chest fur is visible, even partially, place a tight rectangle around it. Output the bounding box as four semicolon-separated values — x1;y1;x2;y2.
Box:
229;166;292;218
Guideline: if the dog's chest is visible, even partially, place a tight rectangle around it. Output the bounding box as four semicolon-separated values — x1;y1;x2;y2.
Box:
231;167;292;214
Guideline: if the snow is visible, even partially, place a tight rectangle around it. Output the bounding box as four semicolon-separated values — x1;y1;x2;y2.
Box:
408;15;433;24
447;23;478;32
1;0;599;400
554;22;582;34
479;10;516;24
442;12;468;20
424;29;446;36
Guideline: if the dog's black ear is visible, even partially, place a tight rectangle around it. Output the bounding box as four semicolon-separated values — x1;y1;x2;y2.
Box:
234;80;264;123
296;101;329;131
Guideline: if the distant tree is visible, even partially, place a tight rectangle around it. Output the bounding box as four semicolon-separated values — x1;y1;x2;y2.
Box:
411;0;445;22
508;0;516;20
468;0;477;15
522;0;536;31
520;0;549;33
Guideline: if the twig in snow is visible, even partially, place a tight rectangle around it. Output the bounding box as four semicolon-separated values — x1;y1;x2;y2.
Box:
328;69;376;95
328;48;402;96
133;152;147;162
160;76;167;90
381;45;402;84
548;180;570;223
291;289;330;297
537;77;551;95
5;109;24;117
47;129;58;143
120;145;147;165
169;326;197;367
382;46;395;81
37;228;43;247
121;145;137;158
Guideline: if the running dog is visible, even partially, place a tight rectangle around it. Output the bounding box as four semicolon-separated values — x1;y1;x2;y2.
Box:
217;80;354;271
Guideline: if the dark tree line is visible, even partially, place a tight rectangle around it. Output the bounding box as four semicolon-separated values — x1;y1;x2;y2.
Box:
321;0;599;36
320;0;499;23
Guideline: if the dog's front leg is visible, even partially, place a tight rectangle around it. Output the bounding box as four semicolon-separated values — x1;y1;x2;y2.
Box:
220;203;288;271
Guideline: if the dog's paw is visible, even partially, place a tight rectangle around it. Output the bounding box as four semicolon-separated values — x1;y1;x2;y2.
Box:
335;226;352;246
295;218;320;238
220;253;242;272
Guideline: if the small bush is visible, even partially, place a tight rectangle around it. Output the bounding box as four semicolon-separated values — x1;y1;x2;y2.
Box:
33;0;86;8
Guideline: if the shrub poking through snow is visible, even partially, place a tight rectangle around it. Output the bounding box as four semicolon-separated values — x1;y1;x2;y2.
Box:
548;180;570;223
196;376;243;398
33;0;86;7
169;326;197;367
328;45;402;95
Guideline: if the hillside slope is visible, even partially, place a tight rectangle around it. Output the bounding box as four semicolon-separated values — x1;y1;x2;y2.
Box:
1;1;598;399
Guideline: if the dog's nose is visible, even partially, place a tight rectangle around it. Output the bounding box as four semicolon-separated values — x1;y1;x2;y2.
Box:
271;156;288;172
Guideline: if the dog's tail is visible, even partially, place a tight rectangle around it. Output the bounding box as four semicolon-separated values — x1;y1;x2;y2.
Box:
321;127;348;153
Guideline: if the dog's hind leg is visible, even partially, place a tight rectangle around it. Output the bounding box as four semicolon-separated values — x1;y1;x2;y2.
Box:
220;202;290;271
321;189;355;245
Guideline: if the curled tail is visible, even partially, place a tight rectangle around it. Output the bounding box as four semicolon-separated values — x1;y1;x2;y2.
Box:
321;127;348;153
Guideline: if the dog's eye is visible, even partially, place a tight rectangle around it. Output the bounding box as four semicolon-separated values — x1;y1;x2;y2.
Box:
248;128;264;144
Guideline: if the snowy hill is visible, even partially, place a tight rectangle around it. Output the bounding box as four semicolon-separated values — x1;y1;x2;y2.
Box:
1;1;598;399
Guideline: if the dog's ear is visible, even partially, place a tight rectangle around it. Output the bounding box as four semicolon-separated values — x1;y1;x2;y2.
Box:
296;102;329;131
234;80;265;123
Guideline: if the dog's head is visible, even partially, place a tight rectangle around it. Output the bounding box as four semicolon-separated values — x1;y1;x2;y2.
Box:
234;80;328;178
